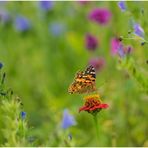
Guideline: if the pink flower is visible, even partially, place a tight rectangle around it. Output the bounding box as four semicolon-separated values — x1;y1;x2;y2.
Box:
110;37;121;55
89;57;105;72
110;37;133;57
88;8;112;25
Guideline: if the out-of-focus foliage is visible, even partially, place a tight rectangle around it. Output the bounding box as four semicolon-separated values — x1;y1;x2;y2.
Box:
0;1;148;147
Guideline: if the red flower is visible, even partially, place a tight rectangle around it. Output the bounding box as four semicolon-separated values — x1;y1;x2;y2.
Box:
79;94;109;114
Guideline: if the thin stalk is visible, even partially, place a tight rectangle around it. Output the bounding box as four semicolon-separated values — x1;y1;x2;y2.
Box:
93;115;99;141
121;37;148;44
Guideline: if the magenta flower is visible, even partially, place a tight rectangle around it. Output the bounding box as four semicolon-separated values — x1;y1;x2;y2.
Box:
110;37;121;55
85;34;98;51
88;8;112;25
89;57;105;72
110;37;133;58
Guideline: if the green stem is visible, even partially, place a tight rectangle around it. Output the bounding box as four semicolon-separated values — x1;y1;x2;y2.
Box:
93;115;99;141
121;37;148;43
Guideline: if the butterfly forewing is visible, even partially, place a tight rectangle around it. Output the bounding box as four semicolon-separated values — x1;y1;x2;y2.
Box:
68;65;96;94
84;65;96;78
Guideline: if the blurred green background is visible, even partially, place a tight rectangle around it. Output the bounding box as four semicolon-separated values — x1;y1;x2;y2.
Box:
0;1;148;147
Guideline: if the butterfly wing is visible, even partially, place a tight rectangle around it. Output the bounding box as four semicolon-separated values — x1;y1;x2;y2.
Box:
68;65;96;94
84;65;96;78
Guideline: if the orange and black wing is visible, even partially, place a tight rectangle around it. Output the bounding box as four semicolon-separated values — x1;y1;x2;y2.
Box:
68;65;96;94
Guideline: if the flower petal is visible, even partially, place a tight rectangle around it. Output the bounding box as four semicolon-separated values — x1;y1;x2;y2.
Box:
99;104;109;108
61;109;76;129
14;16;31;32
133;23;144;38
118;1;127;12
88;8;112;25
85;34;98;51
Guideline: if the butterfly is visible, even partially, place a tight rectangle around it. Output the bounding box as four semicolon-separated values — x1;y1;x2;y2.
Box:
68;65;96;94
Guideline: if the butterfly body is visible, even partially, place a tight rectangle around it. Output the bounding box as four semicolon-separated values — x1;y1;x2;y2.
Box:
68;65;96;94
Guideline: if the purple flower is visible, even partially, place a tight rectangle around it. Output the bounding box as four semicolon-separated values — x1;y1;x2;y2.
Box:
118;44;125;58
133;23;144;38
49;22;65;36
126;46;132;54
61;109;76;129
0;62;3;69
117;45;133;58
14;16;31;32
21;111;26;120
85;34;98;51
89;57;105;72
110;37;121;55
124;45;133;55
118;1;127;12
39;1;54;11
88;8;112;25
0;10;10;24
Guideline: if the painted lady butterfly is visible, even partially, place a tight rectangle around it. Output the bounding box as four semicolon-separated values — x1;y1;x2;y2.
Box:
68;65;96;94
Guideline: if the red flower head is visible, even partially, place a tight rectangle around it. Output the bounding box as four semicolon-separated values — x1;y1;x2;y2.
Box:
79;94;109;115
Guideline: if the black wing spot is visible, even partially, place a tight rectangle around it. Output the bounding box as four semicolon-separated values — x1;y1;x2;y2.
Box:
84;65;96;78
